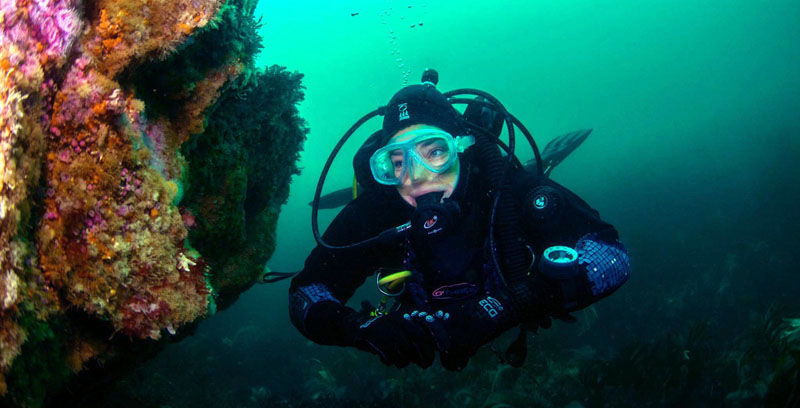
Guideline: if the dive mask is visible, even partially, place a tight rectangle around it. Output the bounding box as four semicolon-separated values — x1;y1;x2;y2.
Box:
369;129;475;186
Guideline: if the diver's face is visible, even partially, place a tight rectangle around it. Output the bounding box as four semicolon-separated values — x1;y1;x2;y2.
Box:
389;124;459;207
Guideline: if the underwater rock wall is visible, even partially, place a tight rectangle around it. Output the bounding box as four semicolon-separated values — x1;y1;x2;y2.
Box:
0;0;306;404
180;64;307;308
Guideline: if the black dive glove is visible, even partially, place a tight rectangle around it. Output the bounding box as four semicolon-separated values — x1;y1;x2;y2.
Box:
402;274;573;371
351;311;437;369
289;284;435;368
403;277;520;371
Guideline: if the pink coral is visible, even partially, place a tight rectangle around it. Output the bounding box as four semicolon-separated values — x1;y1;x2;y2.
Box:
2;0;82;65
56;149;70;162
55;8;80;34
30;1;82;58
181;210;196;229
121;294;173;339
53;66;104;125
145;123;166;153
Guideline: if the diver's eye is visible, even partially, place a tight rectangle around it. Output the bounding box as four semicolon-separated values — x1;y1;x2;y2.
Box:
428;148;444;158
390;150;404;170
417;139;449;163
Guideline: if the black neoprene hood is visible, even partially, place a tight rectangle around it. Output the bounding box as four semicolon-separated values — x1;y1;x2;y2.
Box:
381;84;465;142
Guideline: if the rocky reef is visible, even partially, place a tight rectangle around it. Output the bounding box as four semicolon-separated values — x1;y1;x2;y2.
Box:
0;0;307;405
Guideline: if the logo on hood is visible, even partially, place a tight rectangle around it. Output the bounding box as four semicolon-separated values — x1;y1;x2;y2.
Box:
398;103;409;121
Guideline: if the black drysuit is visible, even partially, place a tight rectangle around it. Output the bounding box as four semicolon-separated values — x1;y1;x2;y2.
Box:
289;163;625;360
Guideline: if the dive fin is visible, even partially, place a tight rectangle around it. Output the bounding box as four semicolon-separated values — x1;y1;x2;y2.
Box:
311;186;357;210
524;129;592;177
259;268;299;284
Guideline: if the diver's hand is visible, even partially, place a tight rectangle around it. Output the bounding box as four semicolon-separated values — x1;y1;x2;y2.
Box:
353;312;436;369
410;289;519;371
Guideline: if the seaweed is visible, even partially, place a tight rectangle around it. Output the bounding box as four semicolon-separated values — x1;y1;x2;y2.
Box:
180;65;308;306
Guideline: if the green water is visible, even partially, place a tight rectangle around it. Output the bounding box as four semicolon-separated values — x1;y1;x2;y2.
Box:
258;0;800;272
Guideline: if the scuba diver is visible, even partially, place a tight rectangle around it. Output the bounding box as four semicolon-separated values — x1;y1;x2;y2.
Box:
287;69;631;371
